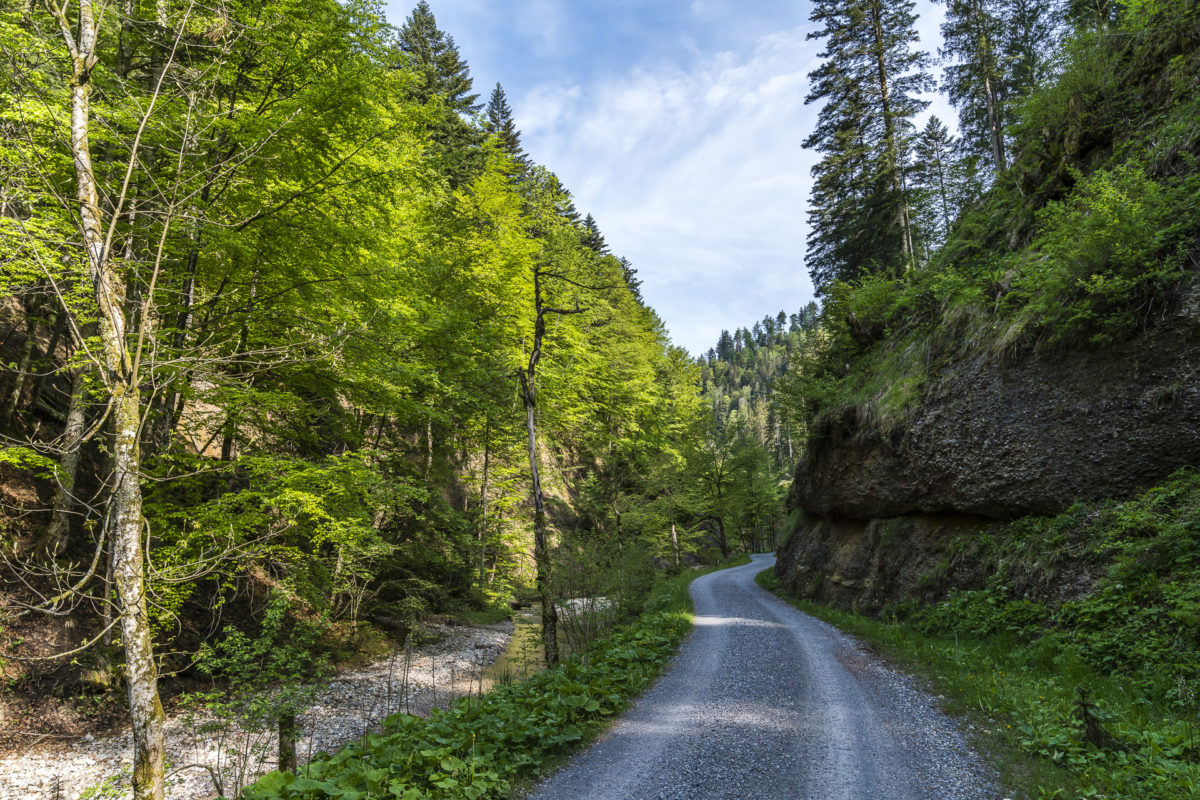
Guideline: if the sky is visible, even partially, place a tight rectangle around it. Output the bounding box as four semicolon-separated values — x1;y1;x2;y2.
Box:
382;0;953;355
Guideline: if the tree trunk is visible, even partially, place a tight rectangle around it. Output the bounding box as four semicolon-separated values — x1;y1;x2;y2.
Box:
154;254;197;451
478;421;491;588
982;73;1006;172
3;299;41;425
62;3;165;796
869;1;914;270
523;385;558;667
669;506;680;569
971;0;1007;172
111;385;165;800
30;308;65;411
278;711;297;774
520;267;582;668
39;367;89;557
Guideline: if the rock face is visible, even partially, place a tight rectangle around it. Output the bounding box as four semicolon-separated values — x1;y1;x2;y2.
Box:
778;281;1200;606
795;284;1200;521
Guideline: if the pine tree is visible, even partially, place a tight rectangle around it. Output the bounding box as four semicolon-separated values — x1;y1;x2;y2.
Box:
804;0;932;293
397;1;483;186
910;116;960;253
484;82;530;173
581;213;610;255
397;1;480;112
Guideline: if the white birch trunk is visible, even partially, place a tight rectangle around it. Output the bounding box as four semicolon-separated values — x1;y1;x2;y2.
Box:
61;2;166;797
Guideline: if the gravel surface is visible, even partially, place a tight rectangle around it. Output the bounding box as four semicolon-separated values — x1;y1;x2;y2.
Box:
0;620;510;800
527;554;1001;800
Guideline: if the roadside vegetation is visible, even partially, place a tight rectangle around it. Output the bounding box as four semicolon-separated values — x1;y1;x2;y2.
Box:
240;557;748;800
762;469;1200;799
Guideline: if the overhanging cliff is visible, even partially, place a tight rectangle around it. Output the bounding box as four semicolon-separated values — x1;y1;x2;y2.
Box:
778;281;1200;608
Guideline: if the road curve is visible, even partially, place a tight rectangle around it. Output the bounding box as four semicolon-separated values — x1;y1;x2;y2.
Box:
526;554;998;800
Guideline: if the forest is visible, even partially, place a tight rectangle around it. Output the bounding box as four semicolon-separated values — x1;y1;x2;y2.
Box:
3;0;1199;797
0;1;807;797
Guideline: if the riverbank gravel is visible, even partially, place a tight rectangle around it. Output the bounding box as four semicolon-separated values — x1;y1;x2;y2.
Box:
0;620;510;800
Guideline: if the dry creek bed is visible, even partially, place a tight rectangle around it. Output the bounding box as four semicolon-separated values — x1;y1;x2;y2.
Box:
0;620;512;800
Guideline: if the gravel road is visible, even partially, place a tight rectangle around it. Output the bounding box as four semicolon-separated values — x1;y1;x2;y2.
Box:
527;554;1000;800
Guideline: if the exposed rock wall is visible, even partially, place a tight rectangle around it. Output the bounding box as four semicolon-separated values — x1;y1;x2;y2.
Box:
778;282;1200;606
796;285;1200;521
774;511;1102;612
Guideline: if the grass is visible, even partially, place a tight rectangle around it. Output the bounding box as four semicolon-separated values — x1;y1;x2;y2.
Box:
756;567;1200;799
240;554;752;799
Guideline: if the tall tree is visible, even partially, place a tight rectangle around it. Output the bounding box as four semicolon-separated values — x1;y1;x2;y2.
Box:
909;115;977;254
1003;0;1058;99
397;0;480;111
940;0;1059;177
940;0;1008;172
397;0;483;186
483;82;530;174
581;213;610;255
47;2;167;796
804;0;932;292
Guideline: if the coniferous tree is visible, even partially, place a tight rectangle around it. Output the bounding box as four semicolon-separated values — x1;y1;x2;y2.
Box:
619;256;643;302
581;213;610;255
1004;0;1059;99
1065;0;1121;28
940;0;1009;172
940;0;1059;178
910;116;961;253
804;0;932;293
398;1;480;111
484;82;530;174
397;1;483;186
716;330;735;362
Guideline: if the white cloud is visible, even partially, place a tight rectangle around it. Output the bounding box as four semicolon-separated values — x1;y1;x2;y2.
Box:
518;27;822;353
389;0;954;355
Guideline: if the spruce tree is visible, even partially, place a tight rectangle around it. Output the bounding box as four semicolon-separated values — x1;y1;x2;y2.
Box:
940;0;1008;172
910;116;960;252
1003;0;1058;100
581;213;610;255
397;1;483;186
398;1;480;112
804;0;931;293
619;256;643;302
484;82;531;174
940;0;1058;177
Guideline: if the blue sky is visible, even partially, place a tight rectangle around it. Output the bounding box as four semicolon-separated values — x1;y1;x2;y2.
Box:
383;0;952;355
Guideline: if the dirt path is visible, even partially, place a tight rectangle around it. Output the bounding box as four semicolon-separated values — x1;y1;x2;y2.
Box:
0;620;510;800
526;554;1000;800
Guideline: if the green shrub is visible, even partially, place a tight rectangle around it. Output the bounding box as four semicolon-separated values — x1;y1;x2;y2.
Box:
778;470;1200;798
239;562;750;799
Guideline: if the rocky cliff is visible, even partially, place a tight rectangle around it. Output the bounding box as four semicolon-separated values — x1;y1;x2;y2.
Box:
777;280;1200;607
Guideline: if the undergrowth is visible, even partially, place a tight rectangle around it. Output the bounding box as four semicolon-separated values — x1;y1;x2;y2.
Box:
241;556;750;800
763;470;1200;799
